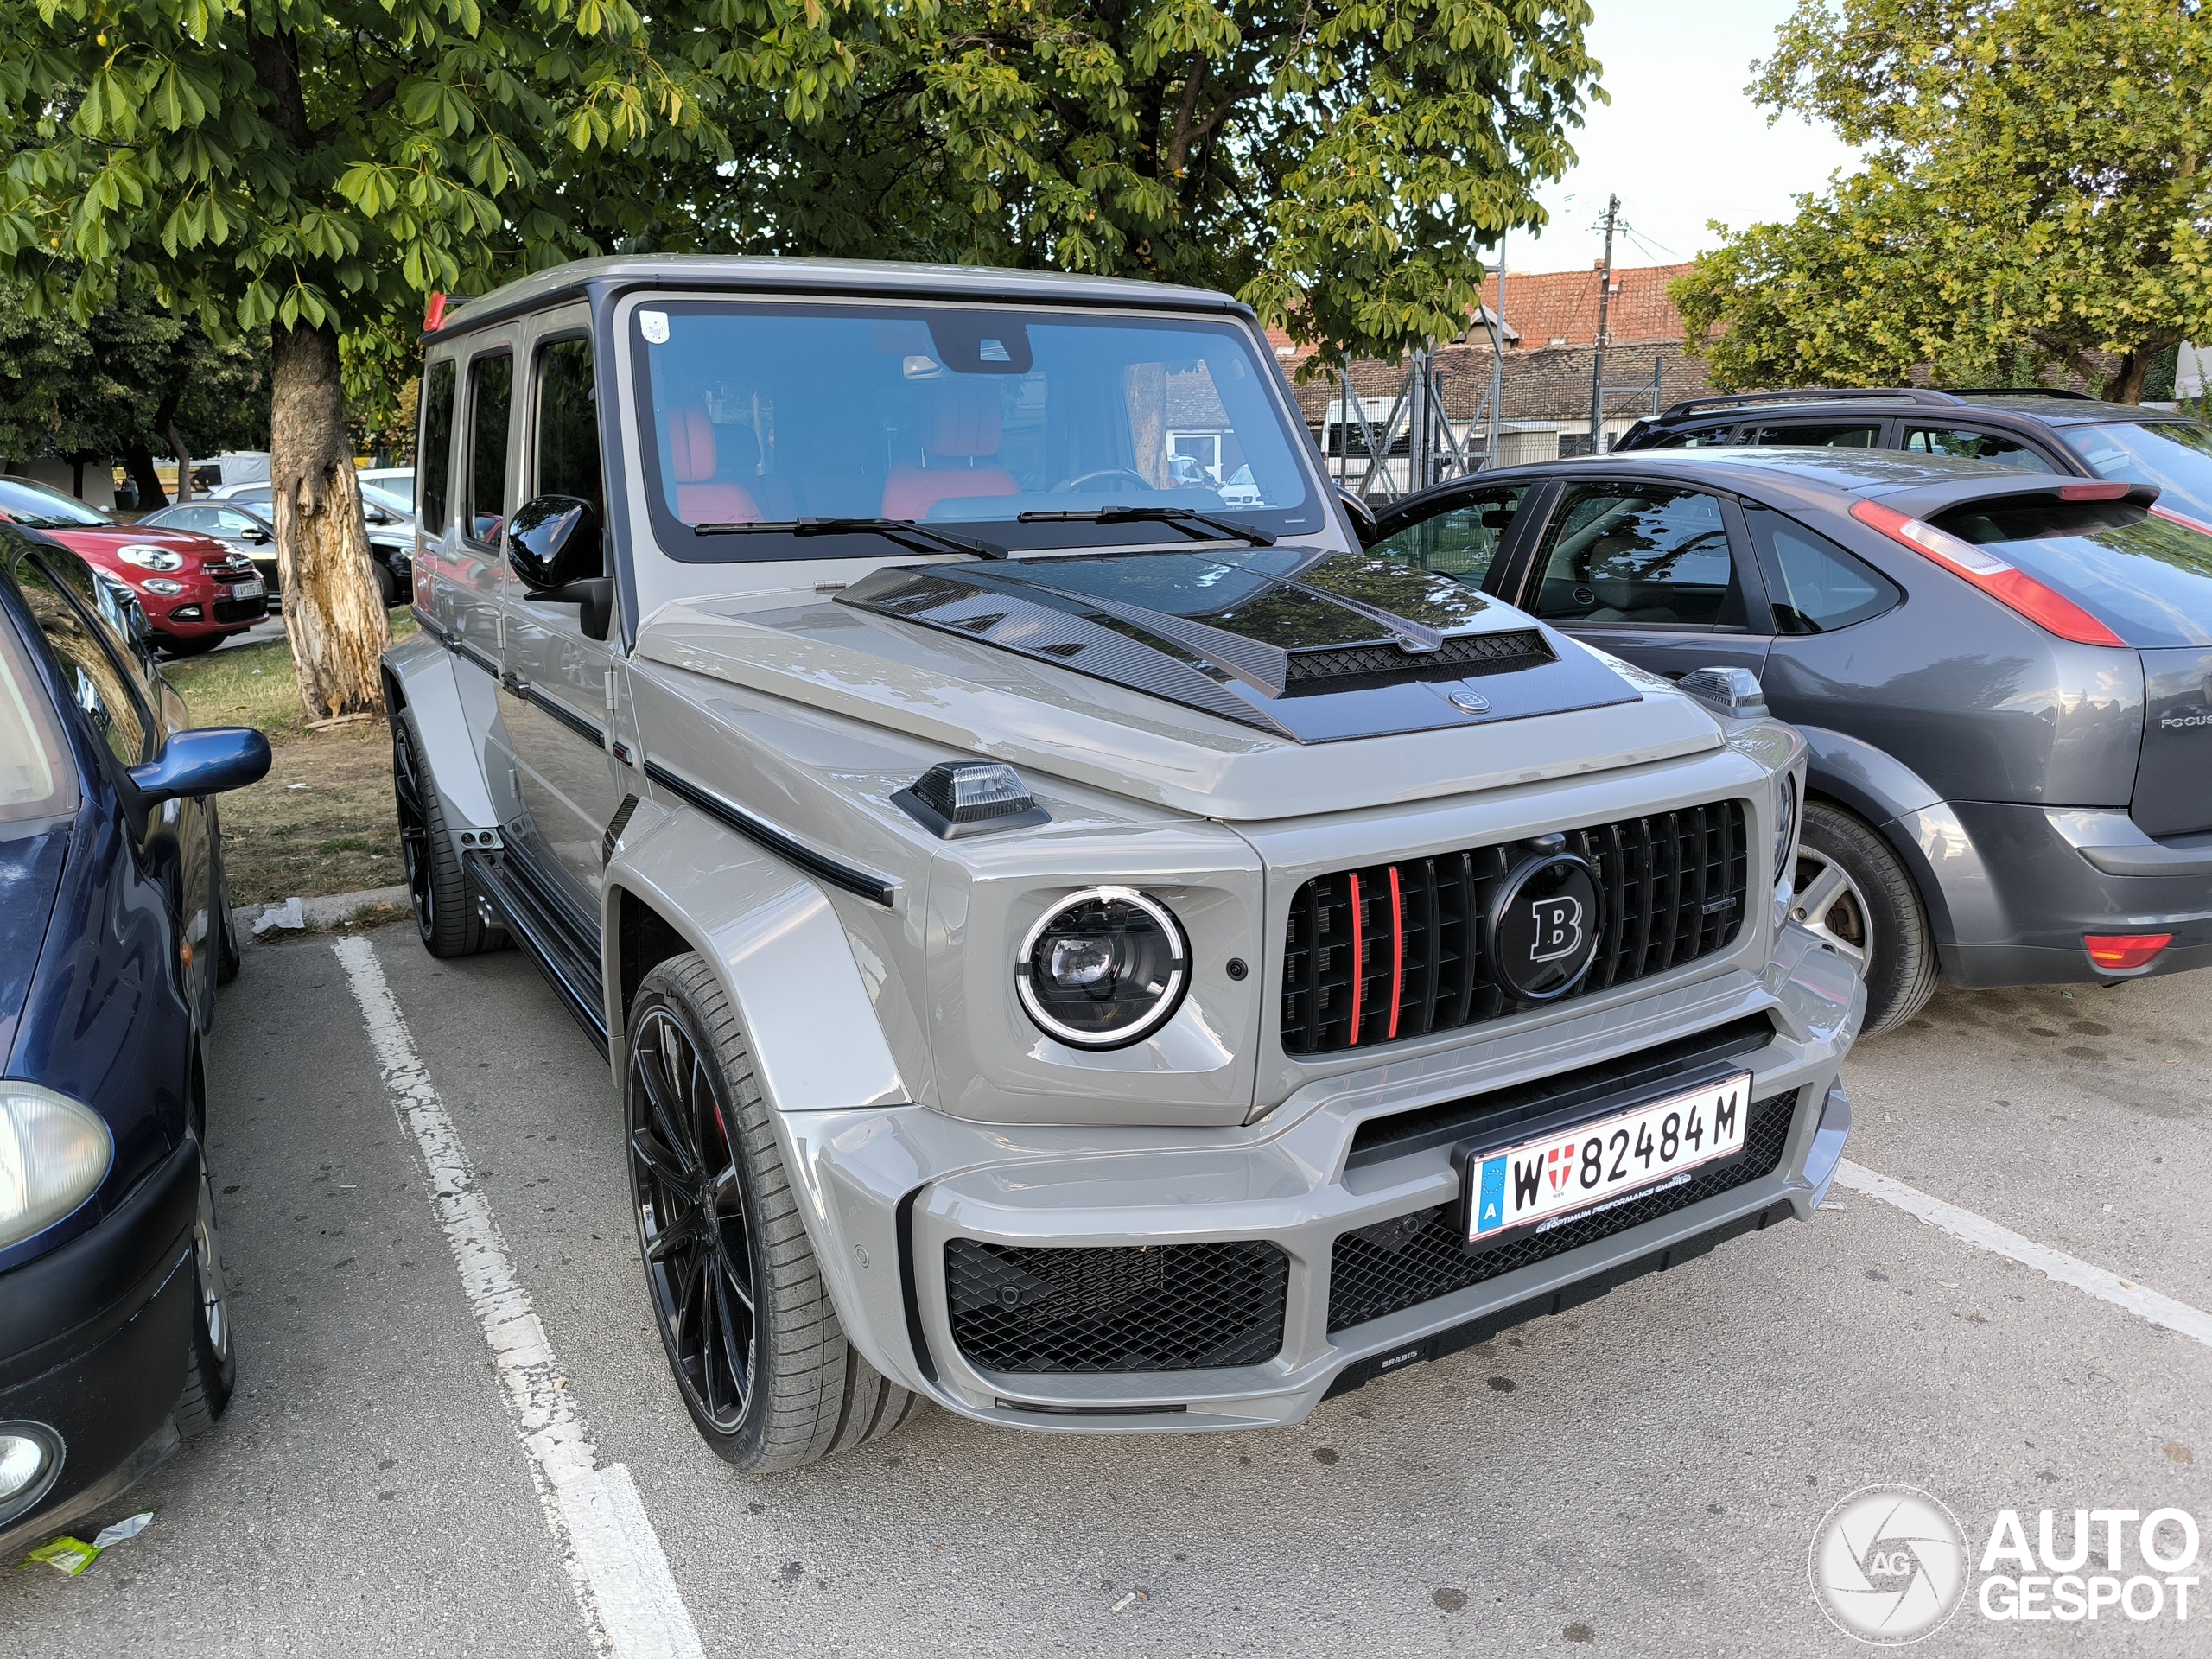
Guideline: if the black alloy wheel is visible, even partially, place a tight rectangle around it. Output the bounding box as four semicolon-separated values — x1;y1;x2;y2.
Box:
628;1004;758;1436
391;713;436;938
391;708;502;957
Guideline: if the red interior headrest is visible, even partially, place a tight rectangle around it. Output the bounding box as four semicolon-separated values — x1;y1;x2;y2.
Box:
930;381;1003;460
670;409;717;483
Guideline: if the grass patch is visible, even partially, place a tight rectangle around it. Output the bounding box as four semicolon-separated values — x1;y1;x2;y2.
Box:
164;611;417;905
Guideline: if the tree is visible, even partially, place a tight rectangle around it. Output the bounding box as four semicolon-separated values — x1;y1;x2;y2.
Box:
1673;0;2212;403
0;281;265;505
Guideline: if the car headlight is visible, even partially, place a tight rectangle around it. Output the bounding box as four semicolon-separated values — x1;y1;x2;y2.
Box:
117;543;184;572
141;577;187;595
0;1084;112;1251
1015;887;1188;1049
1775;772;1799;886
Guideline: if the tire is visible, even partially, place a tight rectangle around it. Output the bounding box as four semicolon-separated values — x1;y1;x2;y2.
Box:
1794;800;1938;1037
175;1149;236;1438
391;709;504;957
625;953;921;1471
373;559;397;609
211;804;243;987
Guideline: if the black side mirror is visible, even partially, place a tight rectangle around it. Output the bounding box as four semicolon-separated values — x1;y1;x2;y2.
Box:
1336;486;1377;543
541;577;614;641
505;493;603;592
240;525;270;544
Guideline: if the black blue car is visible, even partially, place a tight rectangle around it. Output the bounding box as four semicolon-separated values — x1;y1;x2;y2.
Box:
0;525;269;1556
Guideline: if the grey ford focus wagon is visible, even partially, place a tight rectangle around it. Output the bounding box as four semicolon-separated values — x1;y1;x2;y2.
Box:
382;257;1859;1471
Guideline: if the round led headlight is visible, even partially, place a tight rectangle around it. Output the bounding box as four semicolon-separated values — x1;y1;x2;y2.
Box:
1015;887;1188;1049
1774;772;1799;885
140;577;187;595
0;1084;112;1252
117;543;184;572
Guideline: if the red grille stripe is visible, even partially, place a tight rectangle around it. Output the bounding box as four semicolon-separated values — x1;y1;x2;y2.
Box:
1346;872;1363;1044
1387;865;1403;1041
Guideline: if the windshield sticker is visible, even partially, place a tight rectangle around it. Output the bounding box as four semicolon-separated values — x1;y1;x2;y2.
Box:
639;310;670;345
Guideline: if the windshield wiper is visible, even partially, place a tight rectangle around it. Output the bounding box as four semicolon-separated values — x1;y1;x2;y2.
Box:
1016;505;1275;547
692;517;1005;559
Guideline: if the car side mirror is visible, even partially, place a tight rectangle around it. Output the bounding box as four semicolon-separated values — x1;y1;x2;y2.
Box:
505;494;603;593
127;728;272;806
364;506;392;525
538;577;614;642
240;525;270;544
1336;486;1377;542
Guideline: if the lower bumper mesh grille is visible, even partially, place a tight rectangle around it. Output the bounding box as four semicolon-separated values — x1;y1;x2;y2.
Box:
1325;1087;1801;1332
946;1238;1288;1374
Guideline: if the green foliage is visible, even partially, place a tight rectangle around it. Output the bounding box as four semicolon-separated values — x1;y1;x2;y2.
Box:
1674;0;2212;402
0;0;1599;400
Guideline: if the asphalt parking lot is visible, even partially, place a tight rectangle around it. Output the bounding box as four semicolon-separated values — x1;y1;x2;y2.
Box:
5;924;2207;1656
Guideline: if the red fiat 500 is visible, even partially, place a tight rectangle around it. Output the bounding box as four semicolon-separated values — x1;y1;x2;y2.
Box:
0;477;267;655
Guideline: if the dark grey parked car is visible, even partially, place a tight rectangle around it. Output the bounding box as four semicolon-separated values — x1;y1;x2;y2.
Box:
137;499;416;607
1616;386;2212;529
1365;448;2212;1034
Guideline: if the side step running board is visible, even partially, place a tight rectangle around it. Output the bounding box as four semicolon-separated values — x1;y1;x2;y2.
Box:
464;849;610;1058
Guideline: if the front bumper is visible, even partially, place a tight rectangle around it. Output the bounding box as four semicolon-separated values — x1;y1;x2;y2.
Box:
0;1139;197;1557
1931;803;2212;988
779;925;1859;1433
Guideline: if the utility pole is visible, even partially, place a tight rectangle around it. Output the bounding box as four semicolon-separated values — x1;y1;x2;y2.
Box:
1587;193;1618;454
1484;235;1507;470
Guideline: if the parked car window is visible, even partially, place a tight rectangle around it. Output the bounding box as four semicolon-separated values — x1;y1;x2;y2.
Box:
1743;422;1885;448
466;351;513;546
0;477;110;529
1902;426;2054;473
1644;425;1740;448
14;555;151;767
1933;496;2212;649
1529;484;1747;628
419;359;457;536
0;588;79;826
213;508;263;537
2065;420;2212;527
1742;507;1901;633
533;338;605;561
156;505;212;532
1367;486;1526;586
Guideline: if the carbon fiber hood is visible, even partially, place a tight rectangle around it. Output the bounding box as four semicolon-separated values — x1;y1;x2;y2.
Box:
834;548;1638;744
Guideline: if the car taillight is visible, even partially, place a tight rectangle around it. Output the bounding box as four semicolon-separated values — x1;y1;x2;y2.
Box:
1847;499;2126;648
2084;933;2171;972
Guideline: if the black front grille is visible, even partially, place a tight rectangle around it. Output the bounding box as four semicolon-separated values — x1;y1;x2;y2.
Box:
1280;799;1750;1055
1325;1087;1799;1332
945;1238;1288;1373
1284;629;1554;692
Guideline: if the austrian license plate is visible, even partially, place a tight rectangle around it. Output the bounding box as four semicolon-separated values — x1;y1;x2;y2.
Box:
1460;1072;1751;1245
226;578;264;600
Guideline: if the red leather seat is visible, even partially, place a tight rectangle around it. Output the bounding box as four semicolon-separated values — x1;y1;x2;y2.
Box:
667;408;760;524
883;381;1019;520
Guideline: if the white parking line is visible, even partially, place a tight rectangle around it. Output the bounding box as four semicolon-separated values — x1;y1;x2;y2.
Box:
1835;1158;2212;1353
334;938;704;1659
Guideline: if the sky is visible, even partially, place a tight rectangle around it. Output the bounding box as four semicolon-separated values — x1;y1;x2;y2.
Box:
1515;0;1862;277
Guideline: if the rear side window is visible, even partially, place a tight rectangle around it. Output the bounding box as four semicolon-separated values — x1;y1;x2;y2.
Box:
1529;484;1747;629
532;338;605;546
1367;486;1525;587
13;555;150;768
418;359;458;534
1645;425;1740;448
1745;422;1885;448
1743;507;1901;633
1934;498;2212;648
1903;426;2054;473
465;352;513;546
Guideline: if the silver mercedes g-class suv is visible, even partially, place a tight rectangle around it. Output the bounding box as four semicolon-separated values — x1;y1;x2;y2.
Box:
383;256;1860;1471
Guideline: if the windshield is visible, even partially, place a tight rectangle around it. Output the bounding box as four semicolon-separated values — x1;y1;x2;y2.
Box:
363;474;414;510
0;479;110;530
631;300;1321;558
360;481;412;516
2066;421;2212;527
0;600;78;827
1934;497;2212;647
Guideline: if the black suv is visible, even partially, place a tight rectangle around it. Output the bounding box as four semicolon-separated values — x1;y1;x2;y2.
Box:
1617;387;2212;529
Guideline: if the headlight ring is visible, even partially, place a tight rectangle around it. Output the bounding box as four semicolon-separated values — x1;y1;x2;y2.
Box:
117;543;184;572
1015;886;1189;1050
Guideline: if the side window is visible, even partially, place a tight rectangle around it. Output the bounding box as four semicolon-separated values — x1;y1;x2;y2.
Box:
16;556;150;768
532;338;606;559
1529;484;1746;629
1902;426;2055;474
464;352;513;546
1744;421;1885;448
418;358;457;534
213;509;256;535
1743;507;1902;634
1367;486;1526;587
1647;425;1740;449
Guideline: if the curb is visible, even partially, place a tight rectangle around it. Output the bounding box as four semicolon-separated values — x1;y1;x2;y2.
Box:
233;885;410;940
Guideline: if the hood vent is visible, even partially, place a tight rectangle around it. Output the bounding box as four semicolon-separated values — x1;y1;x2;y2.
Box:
1284;629;1553;695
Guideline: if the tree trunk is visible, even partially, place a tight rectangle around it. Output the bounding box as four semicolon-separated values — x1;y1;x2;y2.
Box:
2102;348;2150;406
270;321;387;720
168;422;194;502
123;444;168;511
70;454;86;499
